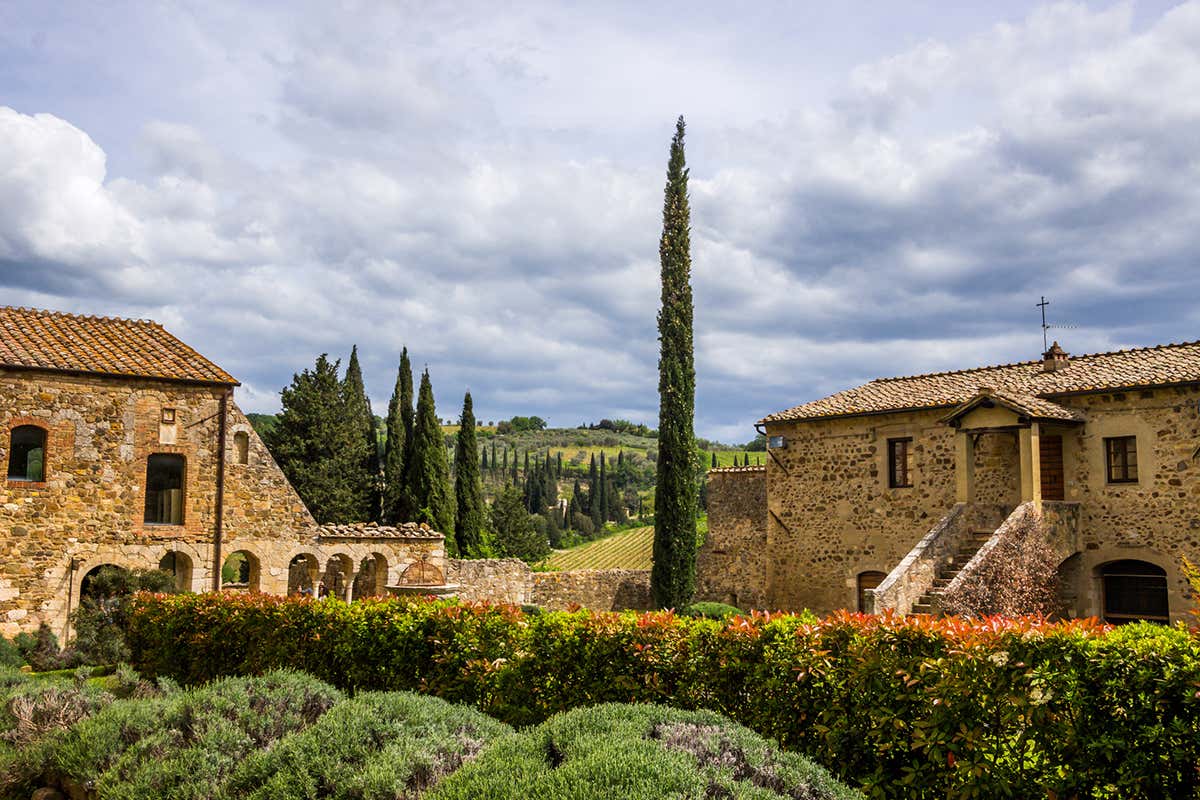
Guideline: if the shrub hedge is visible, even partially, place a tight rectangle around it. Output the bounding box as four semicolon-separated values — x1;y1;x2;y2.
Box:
127;593;1200;799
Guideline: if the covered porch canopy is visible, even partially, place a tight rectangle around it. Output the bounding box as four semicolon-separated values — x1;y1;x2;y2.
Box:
941;387;1084;505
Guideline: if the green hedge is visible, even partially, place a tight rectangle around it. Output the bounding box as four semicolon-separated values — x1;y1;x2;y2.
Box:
127;593;1200;799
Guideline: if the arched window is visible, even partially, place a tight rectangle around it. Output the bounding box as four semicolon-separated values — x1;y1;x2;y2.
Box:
233;431;249;465
1100;560;1168;624
857;571;887;613
8;425;47;482
145;454;186;525
288;554;319;596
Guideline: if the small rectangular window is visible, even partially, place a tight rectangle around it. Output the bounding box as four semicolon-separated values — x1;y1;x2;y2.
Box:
1105;436;1138;483
887;438;913;488
145;454;186;525
161;408;176;424
768;435;786;449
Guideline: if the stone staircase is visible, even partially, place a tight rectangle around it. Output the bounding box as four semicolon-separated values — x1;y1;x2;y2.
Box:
909;530;994;615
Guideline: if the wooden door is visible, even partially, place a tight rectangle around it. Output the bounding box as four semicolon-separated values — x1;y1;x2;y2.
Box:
1040;434;1064;501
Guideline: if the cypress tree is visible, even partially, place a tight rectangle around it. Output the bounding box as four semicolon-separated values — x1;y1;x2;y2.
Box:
480;447;488;471
588;454;602;529
511;449;519;485
267;355;370;523
711;452;718;469
651;116;698;609
453;392;486;557
599;453;609;522
491;440;498;476
402;370;455;547
392;348;416;520
383;349;411;522
341;345;378;520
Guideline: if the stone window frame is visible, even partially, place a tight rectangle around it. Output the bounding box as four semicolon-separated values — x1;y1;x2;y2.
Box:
1103;435;1138;484
5;418;51;489
887;437;914;488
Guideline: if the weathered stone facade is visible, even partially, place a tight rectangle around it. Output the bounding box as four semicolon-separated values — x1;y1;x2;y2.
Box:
707;344;1200;623
447;558;652;612
695;466;767;609
1;367;445;639
532;569;651;611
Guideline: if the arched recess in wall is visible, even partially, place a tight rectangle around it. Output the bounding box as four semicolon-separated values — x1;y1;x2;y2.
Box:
222;550;260;591
856;571;887;613
158;551;194;592
287;554;320;596
233;431;250;465
322;555;353;600
80;564;126;599
352;553;388;600
1098;559;1168;625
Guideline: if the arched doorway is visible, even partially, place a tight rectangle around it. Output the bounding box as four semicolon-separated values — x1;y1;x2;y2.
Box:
1099;560;1168;624
158;551;194;592
322;555;352;600
221;550;260;591
857;571;887;613
287;554;319;596
352;554;388;600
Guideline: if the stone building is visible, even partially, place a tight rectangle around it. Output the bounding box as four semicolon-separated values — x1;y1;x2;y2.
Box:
0;306;447;639
701;341;1200;623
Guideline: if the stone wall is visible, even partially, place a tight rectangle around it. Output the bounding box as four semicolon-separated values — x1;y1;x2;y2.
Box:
447;558;532;605
760;384;1200;621
532;569;652;611
696;466;767;609
446;559;652;611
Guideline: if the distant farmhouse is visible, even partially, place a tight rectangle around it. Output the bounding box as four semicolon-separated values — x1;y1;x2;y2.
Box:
0;306;446;639
701;341;1200;623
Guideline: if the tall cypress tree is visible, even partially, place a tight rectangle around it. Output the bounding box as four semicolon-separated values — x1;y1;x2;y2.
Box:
390;348;416;520
651;116;698;609
454;392;485;557
383;349;411;522
402;370;455;547
598;452;609;522
341;345;378;520
589;453;603;530
266;355;369;523
711;452;718;469
491;440;498;476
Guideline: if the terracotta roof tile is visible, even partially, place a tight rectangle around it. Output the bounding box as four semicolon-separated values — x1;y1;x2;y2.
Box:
0;306;237;385
315;522;443;541
708;465;766;474
761;340;1200;424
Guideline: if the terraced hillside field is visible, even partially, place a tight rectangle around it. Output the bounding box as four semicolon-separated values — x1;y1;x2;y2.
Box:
547;526;653;570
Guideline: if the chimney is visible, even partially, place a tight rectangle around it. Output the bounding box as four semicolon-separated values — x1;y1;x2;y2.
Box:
1042;341;1069;373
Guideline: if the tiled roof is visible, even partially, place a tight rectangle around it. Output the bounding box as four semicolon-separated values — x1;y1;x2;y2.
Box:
708;465;766;474
315;522;444;541
761;340;1200;424
0;306;237;386
940;389;1086;424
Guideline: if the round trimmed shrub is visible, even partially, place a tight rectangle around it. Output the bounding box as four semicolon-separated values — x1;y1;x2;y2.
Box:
427;703;863;800
225;691;511;799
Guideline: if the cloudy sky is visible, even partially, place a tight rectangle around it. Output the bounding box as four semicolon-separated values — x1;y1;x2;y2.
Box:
1;1;1198;441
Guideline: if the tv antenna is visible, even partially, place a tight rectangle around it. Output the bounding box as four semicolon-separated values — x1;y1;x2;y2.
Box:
1037;296;1050;352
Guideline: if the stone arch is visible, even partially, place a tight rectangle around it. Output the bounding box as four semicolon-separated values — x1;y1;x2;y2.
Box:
287;553;320;596
222;550;260;592
79;563;127;599
352;553;388;600
1097;559;1169;625
158;551;194;592
321;554;353;600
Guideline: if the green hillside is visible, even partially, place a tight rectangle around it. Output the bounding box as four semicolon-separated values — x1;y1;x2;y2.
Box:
546;526;653;570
